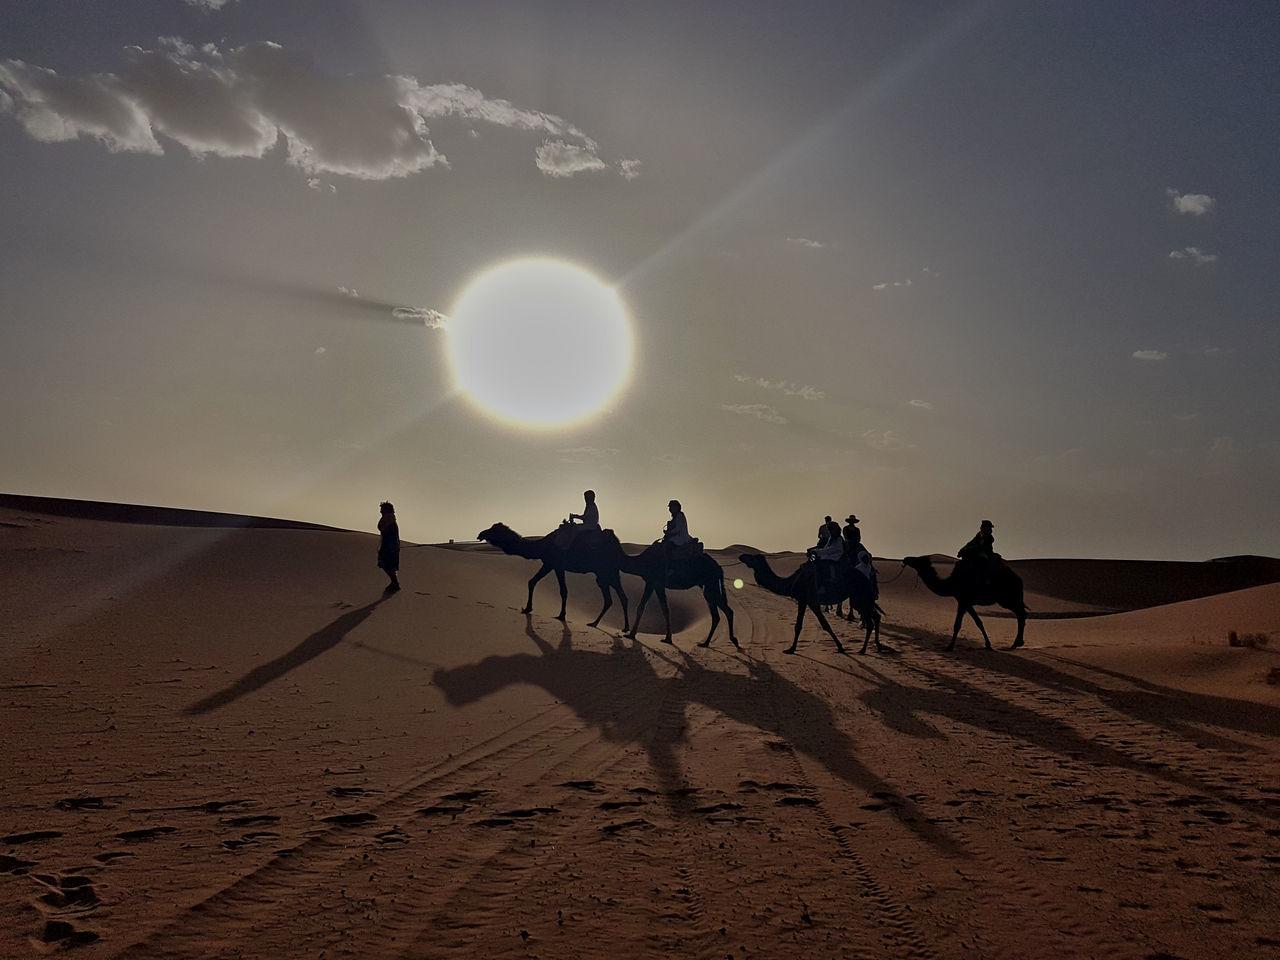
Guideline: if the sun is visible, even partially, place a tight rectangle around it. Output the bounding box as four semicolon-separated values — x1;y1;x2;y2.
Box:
446;258;634;428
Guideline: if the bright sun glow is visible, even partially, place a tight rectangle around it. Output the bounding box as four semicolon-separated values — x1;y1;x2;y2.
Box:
447;258;633;428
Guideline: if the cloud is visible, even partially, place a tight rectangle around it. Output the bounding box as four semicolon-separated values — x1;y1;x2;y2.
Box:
1168;246;1217;265
1131;349;1169;361
618;158;642;180
734;374;825;401
722;403;787;424
183;0;236;9
861;429;914;451
306;177;336;194
391;306;449;328
871;283;889;291
1166;189;1215;215
314;346;326;355
534;138;607;177
908;399;934;411
785;237;824;249
0;39;621;181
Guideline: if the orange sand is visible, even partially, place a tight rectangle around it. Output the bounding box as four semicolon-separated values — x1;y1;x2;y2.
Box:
2;498;1278;958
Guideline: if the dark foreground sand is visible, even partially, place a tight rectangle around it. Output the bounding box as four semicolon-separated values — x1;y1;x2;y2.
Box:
3;497;1279;959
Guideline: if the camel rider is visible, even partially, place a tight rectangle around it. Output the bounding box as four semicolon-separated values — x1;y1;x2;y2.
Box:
558;489;601;547
569;490;600;529
663;499;693;547
958;519;1001;583
843;514;878;598
807;515;844;587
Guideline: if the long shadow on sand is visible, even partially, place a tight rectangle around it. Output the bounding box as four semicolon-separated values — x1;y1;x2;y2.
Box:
185;598;387;715
853;624;1280;820
432;616;963;856
891;623;1280;749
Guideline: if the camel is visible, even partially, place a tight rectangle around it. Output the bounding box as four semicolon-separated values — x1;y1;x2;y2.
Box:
621;544;738;649
738;553;881;655
477;523;629;631
901;555;1026;651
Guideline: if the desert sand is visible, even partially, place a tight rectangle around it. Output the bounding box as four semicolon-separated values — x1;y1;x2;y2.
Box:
3;495;1279;959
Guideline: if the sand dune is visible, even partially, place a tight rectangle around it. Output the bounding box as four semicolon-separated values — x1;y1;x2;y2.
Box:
2;499;1278;958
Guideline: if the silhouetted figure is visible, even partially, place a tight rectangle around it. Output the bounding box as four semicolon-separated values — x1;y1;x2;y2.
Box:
569;489;600;530
739;552;881;655
958;519;999;562
806;515;844;590
556;488;602;547
662;499;693;548
957;519;1002;588
841;513;878;605
478;522;631;630
902;555;1026;650
377;501;400;593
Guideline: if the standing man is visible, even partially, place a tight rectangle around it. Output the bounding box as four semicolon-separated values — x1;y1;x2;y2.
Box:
377;501;400;593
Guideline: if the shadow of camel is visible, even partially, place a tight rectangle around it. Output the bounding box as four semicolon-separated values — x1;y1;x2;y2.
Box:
855;624;1280;821
431;616;963;855
185;598;387;715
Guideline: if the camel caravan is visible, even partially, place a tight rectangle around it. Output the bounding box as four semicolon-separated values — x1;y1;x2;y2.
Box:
478;495;1025;654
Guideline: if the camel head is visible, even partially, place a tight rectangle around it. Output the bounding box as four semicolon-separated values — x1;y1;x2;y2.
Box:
738;553;766;572
477;522;515;544
901;556;936;575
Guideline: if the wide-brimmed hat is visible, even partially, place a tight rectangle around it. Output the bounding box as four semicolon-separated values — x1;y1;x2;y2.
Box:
846;515;859;523
980;519;994;529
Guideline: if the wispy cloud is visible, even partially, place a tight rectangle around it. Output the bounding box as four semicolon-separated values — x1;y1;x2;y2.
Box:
734;374;825;401
861;429;914;451
1166;188;1215;215
535;139;607;178
908;399;934;411
722;403;787;424
0;39;624;181
785;237;824;249
1168;246;1217;265
391;306;449;328
182;0;236;9
306;177;336;194
618;158;642;180
1132;349;1169;362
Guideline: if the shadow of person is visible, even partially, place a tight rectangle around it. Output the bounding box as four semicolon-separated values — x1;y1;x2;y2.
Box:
185;598;387;715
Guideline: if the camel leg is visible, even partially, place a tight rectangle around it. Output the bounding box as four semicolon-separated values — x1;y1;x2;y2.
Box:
721;591;739;649
1010;606;1026;649
968;607;993;650
554;569;569;622
588;575;612;628
524;563;554;614
811;602;846;654
615;579;631;634
859;607;880;654
784;600;806;654
697;583;721;647
947;607;965;651
625;584;654;640
656;588;674;644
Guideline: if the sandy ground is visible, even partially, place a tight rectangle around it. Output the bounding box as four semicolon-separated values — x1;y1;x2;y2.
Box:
3;499;1279;959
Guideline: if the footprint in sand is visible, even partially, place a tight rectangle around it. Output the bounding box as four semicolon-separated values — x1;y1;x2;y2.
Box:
2;854;38;874
115;826;177;843
321;813;377;827
30;919;100;951
34;875;99;914
3;831;62;845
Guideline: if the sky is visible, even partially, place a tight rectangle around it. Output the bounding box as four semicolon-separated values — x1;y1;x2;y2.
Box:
2;0;1278;561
